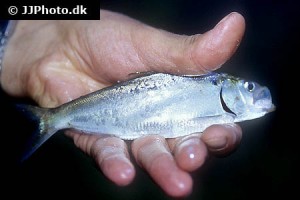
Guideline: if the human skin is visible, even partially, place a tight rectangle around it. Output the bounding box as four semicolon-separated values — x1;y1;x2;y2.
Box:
1;10;245;197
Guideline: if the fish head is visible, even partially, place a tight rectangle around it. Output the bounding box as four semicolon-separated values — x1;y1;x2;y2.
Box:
220;76;275;122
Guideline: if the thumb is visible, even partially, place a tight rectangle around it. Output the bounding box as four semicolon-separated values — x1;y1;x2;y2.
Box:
135;12;245;74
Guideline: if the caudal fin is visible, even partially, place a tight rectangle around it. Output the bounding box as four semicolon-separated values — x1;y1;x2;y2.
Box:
16;104;58;162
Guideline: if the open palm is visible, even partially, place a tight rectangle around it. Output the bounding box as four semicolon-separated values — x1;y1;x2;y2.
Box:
2;10;244;197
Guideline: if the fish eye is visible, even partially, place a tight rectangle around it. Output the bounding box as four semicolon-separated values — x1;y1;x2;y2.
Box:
244;81;255;92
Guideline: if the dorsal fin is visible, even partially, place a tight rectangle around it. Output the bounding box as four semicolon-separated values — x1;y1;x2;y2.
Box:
181;71;217;78
127;71;158;79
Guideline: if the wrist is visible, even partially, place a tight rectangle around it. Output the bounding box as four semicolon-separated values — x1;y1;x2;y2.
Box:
1;20;61;95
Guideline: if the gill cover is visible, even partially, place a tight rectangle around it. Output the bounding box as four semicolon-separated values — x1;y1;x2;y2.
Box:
220;78;246;116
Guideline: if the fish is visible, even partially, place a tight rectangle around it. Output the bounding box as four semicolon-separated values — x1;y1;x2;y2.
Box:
18;72;275;160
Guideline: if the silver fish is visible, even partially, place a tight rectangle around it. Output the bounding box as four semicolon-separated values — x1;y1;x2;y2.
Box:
19;72;275;160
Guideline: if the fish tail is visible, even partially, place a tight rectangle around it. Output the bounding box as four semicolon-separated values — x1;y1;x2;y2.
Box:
16;104;58;162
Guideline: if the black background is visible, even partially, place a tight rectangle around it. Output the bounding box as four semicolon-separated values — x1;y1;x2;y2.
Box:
1;0;298;199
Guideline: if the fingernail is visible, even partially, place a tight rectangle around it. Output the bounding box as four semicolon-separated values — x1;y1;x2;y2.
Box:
175;138;207;172
206;137;227;150
177;139;199;158
224;123;242;143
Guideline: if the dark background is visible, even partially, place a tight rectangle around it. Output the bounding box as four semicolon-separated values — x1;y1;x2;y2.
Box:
1;0;298;199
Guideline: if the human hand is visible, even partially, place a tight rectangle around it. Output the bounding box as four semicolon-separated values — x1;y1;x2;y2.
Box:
1;10;244;197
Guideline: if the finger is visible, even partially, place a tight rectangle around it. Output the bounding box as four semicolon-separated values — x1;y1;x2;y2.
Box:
65;131;135;186
89;12;245;82
167;133;208;172
201;124;242;156
134;12;245;74
131;136;192;197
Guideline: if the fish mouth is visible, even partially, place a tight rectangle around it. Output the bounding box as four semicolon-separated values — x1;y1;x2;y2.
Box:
253;87;275;113
264;104;276;112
